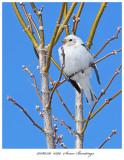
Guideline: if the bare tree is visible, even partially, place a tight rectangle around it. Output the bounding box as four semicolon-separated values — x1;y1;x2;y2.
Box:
7;2;122;149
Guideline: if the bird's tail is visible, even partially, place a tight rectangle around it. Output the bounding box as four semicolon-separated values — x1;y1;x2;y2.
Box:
79;77;97;104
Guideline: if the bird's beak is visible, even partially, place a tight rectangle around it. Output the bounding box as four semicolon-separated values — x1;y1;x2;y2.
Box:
62;39;67;44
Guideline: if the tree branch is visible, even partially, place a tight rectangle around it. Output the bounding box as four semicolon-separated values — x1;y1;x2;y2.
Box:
80;64;122;135
98;130;117;149
75;88;84;149
44;3;65;72
7;96;45;133
86;2;107;49
49;76;75;120
93;26;122;58
53;2;77;45
30;2;38;14
52;116;76;135
12;2;39;49
94;49;122;64
47;47;65;109
90;89;122;120
73;2;84;35
64;3;70;36
22;66;42;103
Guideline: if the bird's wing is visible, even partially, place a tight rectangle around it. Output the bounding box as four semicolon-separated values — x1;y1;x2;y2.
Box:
81;44;92;55
91;63;101;85
81;44;101;85
69;79;81;93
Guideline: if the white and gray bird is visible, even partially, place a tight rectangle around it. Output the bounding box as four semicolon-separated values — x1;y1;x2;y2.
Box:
58;35;101;104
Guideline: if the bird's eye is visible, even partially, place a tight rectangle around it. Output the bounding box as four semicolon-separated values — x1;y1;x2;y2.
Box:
69;39;72;41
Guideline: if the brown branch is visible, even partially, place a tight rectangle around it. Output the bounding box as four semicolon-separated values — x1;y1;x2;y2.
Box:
64;2;70;36
94;49;122;64
55;135;67;149
7;96;45;133
47;47;65;109
19;2;33;32
19;3;40;61
49;76;75;120
30;2;38;14
72;14;76;34
90;89;122;120
44;3;65;72
36;105;43;118
12;2;40;49
98;130;117;149
22;66;42;103
52;116;76;135
30;3;45;47
80;64;122;135
94;27;122;58
28;13;42;43
74;2;84;35
53;2;77;45
53;124;67;149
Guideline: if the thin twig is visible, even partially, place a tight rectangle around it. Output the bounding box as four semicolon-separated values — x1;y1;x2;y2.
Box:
30;3;45;47
53;124;67;149
12;2;39;49
98;130;117;149
51;57;66;76
22;66;42;103
36;105;44;117
64;2;70;36
19;2;33;32
55;136;67;149
7;96;45;133
44;3;65;72
19;3;40;60
90;90;122;120
38;6;45;47
47;47;65;109
86;2;107;49
94;27;122;58
28;14;42;43
54;2;77;45
94;49;122;64
49;76;75;120
52;116;76;135
80;64;122;135
26;78;41;92
74;2;84;35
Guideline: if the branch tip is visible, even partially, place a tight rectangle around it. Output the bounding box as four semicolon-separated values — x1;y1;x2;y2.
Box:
36;105;40;111
7;96;12;101
112;129;117;134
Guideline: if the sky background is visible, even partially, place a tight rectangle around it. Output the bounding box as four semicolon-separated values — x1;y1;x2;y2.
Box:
2;2;122;149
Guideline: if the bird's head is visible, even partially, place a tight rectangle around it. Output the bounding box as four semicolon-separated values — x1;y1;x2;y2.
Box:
62;35;84;46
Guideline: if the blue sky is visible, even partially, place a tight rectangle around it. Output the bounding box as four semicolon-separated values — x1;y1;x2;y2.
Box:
2;2;122;149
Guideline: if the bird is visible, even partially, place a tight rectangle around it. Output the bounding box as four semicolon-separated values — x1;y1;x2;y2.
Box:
58;34;101;104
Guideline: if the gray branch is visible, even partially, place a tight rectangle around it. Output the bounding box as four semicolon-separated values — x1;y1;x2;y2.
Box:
39;48;54;148
75;86;84;148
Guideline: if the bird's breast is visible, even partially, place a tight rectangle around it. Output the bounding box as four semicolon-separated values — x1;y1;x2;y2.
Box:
59;45;93;76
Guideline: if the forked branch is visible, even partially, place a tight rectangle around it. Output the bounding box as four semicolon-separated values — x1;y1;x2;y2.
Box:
80;64;122;135
94;27;122;58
